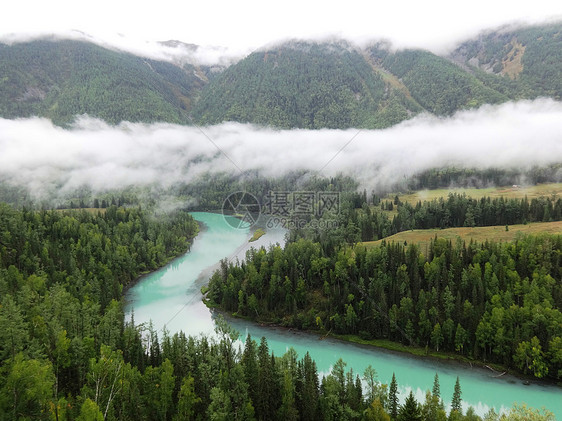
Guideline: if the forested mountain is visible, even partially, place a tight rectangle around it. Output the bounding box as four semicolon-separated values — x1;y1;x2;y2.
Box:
0;21;560;127
191;41;422;129
0;40;209;125
193;22;561;128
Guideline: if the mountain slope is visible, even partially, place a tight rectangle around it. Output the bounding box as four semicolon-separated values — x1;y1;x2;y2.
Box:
0;40;208;125
450;22;562;100
367;47;509;115
191;41;422;129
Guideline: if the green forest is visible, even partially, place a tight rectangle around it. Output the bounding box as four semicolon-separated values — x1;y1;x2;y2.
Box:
208;233;562;380
0;204;195;419
370;193;562;240
0;201;557;420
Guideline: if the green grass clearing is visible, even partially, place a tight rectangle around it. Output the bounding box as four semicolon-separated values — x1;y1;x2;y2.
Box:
360;221;562;251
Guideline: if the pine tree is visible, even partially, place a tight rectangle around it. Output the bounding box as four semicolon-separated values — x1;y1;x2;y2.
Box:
432;373;440;398
296;352;319;420
451;376;462;414
242;334;259;407
256;337;280;420
398;390;421;421
388;372;399;419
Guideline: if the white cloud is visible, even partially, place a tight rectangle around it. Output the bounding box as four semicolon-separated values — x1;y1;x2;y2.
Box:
0;30;246;66
1;99;561;200
0;0;560;61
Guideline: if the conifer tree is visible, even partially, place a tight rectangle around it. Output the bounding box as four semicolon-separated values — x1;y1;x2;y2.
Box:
451;376;462;414
432;373;440;398
398;390;422;421
388;372;399;419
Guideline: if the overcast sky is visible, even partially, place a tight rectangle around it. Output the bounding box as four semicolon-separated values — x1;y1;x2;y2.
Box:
1;0;561;57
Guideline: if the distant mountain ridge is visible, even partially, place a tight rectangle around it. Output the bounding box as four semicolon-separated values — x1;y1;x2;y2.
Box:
0;22;560;128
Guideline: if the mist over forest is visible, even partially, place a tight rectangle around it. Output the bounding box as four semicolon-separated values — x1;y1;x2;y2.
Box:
1;98;561;205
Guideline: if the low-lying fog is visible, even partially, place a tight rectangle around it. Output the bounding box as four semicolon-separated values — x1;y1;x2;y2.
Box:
1;98;561;201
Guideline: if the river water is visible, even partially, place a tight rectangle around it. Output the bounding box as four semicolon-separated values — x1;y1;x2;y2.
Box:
125;212;561;417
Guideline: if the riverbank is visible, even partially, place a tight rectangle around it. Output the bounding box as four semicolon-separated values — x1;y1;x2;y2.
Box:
122;220;201;295
205;303;559;388
329;333;543;385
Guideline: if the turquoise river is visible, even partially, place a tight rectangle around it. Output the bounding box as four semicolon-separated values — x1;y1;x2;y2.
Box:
126;212;562;418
